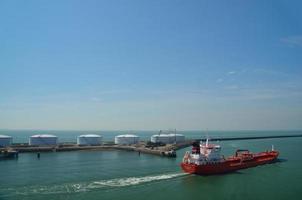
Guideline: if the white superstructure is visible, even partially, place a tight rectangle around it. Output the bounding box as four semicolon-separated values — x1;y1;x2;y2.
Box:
183;139;222;165
115;134;139;145
77;134;102;145
29;134;58;146
0;135;12;147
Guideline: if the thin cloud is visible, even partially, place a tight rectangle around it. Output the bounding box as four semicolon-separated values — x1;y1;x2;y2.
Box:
227;71;236;75
216;78;224;83
253;68;292;78
224;85;239;90
220;87;302;101
281;35;302;47
91;97;102;102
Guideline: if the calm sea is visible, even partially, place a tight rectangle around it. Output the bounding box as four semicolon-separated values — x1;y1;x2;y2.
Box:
0;130;302;200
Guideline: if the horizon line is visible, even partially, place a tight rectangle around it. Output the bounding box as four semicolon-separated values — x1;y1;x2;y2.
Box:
0;128;301;132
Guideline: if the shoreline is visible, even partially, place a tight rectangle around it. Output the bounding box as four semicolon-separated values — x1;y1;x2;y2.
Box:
1;134;302;157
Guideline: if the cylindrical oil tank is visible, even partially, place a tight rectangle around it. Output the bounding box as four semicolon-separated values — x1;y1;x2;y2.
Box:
29;134;58;146
151;134;185;144
77;134;102;145
0;135;13;147
114;134;139;145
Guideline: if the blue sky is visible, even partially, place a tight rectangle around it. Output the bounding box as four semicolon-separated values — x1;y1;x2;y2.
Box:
0;0;302;130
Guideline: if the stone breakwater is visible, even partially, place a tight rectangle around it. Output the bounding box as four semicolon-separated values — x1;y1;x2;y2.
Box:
1;141;193;157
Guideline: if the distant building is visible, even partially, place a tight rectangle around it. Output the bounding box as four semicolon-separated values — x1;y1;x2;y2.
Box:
77;134;102;145
0;135;13;147
29;134;58;146
115;134;139;145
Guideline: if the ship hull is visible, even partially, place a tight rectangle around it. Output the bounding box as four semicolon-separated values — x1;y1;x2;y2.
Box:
181;151;279;175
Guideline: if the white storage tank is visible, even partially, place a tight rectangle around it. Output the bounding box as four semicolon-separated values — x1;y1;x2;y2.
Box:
77;134;102;145
151;134;170;144
151;133;185;144
29;134;58;146
0;135;13;147
115;134;139;145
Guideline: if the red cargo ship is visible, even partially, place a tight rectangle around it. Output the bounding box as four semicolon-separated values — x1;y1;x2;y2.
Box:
181;139;279;175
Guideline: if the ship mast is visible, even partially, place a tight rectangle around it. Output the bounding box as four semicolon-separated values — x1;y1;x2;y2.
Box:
206;138;209;147
205;129;209;147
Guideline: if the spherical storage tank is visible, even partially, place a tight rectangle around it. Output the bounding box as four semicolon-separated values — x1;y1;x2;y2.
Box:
77;134;102;145
115;134;139;145
29;134;58;146
0;135;13;147
151;134;185;144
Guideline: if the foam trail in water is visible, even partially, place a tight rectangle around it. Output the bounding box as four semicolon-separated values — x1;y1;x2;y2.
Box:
89;172;186;188
0;172;188;197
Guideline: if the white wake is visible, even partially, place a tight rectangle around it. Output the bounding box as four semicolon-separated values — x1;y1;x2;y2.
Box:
89;172;186;188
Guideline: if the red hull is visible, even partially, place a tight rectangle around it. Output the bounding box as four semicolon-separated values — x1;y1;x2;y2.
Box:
181;150;279;175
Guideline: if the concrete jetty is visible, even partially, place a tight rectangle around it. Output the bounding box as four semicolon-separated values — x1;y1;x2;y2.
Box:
3;142;179;157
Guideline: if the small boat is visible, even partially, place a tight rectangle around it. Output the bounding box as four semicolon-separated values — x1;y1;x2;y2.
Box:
181;139;279;175
161;149;177;157
0;149;18;159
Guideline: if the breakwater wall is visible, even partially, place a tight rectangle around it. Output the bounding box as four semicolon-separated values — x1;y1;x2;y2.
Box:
199;134;302;141
176;134;302;149
2;143;179;157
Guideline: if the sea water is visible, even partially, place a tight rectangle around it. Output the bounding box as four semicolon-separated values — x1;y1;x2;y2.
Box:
0;130;301;200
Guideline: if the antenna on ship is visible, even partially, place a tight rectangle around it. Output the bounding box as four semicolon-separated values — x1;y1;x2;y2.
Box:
205;128;209;147
174;128;177;144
